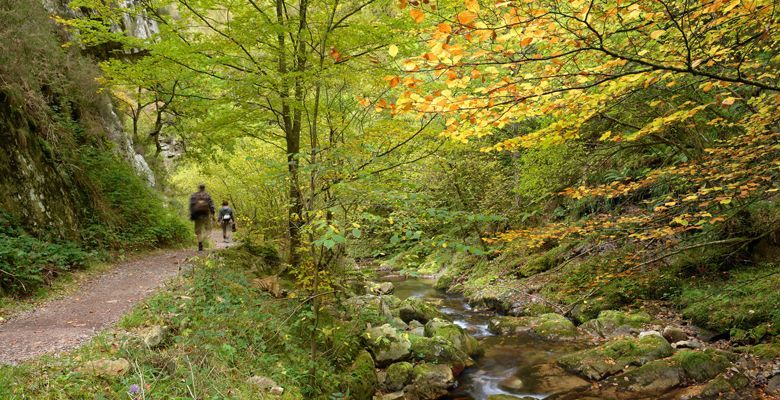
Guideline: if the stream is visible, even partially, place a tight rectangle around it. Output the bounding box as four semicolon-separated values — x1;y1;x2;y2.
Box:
386;277;588;400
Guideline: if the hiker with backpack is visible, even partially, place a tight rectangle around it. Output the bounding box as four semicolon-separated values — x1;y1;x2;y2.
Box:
217;200;236;243
189;183;215;251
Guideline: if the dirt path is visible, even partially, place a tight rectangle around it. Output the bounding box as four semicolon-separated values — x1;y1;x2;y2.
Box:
0;229;234;365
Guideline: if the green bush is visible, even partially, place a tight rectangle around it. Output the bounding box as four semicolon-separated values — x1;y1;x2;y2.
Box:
80;149;190;251
0;214;92;296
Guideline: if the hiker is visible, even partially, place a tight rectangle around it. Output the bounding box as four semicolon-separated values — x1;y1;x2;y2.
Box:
217;200;235;242
189;183;215;251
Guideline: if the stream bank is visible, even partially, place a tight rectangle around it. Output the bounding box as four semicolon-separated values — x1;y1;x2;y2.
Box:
367;274;775;400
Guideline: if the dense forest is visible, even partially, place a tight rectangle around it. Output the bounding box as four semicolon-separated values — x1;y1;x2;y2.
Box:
0;0;778;399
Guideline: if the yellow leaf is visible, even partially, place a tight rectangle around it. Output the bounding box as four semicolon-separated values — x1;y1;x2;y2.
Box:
721;97;736;106
410;9;425;23
388;44;398;58
457;10;477;25
650;29;665;40
465;0;480;12
599;131;612;141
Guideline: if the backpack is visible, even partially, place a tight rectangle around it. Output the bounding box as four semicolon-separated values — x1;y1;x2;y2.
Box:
192;193;210;214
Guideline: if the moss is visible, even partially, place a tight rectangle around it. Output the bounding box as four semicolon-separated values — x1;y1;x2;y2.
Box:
385;361;413;391
424;318;482;356
736;342;780;360
680;263;780;334
408;335;473;371
557;335;673;380
489;313;577;340
672;349;731;382
345;350;378;400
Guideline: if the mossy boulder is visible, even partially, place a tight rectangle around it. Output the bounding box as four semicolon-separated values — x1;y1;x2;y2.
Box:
424;318;482;357
580;310;652;339
612;358;684;394
557;334;673;380
345;295;396;319
397;297;446;324
363;324;411;366
408;334;474;374
736;342;780;360
681;371;750;399
405;363;456;400
344;350;378;400
384;361;413;392
489;313;578;341
673;349;731;382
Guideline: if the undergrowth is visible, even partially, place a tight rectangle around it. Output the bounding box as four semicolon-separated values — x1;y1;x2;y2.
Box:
0;247;370;399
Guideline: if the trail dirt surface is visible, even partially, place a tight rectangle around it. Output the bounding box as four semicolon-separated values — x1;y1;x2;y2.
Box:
0;230;233;365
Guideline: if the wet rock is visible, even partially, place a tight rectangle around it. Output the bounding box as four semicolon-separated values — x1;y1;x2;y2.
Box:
408;335;474;373
397;297;446;324
489;313;578;341
663;326;689;343
527;363;590;393
405;363;456;400
143;325;168;348
580;310;651;339
363;324;411;366
487;395;537;400
557;334;673;380
77;358;131;377
344;350;377;400
498;376;524;391
384;361;413;391
424;318;482;357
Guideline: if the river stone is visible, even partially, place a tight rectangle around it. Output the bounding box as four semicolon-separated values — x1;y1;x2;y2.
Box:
384;361;413;391
408;334;474;374
673;339;704;349
344;350;377;400
557;334;673;380
397;297;446;324
390;317;409;330
610;358;684;394
489;313;577;341
498;376;524;391
487;395;537;400
674;349;731;382
676;371;750;399
405;363;456;400
527;363;590;393
363;324;411;366
424;318;482;357
345;295;393;318
663;326;689;343
766;373;780;395
78;358;131;377
580;310;652;339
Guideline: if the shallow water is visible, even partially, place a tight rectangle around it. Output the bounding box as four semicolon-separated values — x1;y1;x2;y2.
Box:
387;277;587;400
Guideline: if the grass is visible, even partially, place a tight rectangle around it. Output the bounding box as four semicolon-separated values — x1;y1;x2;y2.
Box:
0;247;370;399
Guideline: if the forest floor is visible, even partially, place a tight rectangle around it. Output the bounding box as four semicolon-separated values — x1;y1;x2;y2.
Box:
0;229;233;365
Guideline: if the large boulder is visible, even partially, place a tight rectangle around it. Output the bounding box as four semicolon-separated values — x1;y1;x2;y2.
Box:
397;297;446;324
344;350;377;400
525;363;590;394
488;313;578;341
662;326;689;343
405;363;456;400
408;335;474;374
676;371;750;399
367;282;395;295
384;361;413;392
363;324;411;366
557;334;673;380
424;318;482;357
674;349;732;382
579;310;652;339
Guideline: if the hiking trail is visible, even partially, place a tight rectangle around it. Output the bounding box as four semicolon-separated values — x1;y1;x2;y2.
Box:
0;230;232;365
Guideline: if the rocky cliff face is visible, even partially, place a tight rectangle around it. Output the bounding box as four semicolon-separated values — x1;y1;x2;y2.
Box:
0;0;159;239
